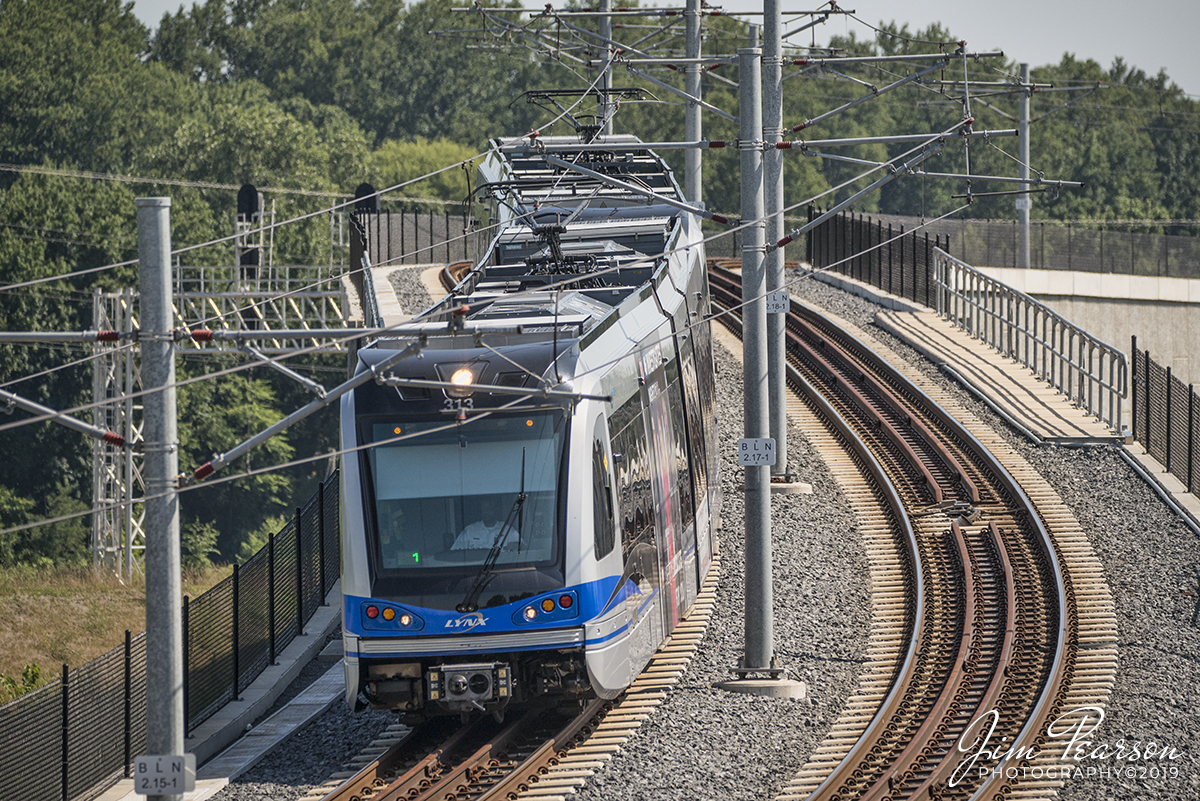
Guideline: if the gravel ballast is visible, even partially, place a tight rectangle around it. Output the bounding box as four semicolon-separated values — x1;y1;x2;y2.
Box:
212;268;1200;801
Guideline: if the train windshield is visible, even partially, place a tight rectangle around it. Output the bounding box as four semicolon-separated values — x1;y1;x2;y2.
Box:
363;412;565;573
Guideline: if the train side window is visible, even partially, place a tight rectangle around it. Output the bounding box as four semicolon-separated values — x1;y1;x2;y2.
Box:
592;439;616;559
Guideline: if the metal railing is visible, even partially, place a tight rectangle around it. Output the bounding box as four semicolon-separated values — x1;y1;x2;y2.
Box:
932;248;1127;432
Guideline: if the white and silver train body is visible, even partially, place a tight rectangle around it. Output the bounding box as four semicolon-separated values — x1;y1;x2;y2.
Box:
340;135;719;719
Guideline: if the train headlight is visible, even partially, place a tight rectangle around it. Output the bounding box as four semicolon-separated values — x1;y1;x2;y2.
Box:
448;366;475;398
360;601;424;631
513;591;580;625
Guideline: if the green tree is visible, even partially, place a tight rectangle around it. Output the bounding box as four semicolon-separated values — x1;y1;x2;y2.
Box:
369;137;480;205
177;367;296;559
0;664;45;703
0;0;199;173
0;486;35;567
182;519;222;569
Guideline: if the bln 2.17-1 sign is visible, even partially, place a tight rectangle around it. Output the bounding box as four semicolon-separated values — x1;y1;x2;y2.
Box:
738;438;776;466
133;754;196;794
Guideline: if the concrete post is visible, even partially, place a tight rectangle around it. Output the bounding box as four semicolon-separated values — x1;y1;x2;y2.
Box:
738;48;771;671
599;0;613;135
1019;63;1031;269
684;0;702;204
137;197;184;801
764;0;789;479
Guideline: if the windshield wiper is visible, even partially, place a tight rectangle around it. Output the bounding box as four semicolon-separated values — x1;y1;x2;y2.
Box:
457;449;528;613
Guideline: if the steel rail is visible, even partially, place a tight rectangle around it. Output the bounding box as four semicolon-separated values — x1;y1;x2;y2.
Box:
709;263;1070;801
708;271;925;801
783;281;1070;801
783;309;982;504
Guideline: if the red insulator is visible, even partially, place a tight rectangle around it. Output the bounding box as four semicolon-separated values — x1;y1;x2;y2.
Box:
777;235;794;248
709;141;726;148
190;329;214;342
102;432;126;447
96;330;120;342
710;214;729;225
194;462;215;481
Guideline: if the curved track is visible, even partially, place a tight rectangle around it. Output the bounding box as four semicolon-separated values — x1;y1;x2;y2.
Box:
709;264;1115;801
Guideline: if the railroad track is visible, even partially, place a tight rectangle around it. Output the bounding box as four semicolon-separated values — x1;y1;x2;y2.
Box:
709;264;1116;801
301;559;718;801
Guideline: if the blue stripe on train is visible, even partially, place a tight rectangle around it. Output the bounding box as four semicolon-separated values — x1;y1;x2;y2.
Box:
345;576;621;639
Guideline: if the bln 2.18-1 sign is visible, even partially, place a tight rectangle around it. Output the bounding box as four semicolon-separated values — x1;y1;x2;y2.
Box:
133;754;196;794
737;438;776;466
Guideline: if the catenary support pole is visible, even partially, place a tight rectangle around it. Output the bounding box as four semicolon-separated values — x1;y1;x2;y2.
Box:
684;0;702;204
599;0;613;135
718;49;800;700
739;46;770;672
764;0;790;480
1018;63;1031;269
138;197;184;801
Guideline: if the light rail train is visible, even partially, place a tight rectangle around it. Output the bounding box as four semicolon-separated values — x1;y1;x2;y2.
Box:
340;134;720;720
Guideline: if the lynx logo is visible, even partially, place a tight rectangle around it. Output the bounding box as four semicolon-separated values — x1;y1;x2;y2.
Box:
445;612;488;629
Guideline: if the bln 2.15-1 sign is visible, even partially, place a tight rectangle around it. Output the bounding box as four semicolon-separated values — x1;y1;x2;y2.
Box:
738;438;776;466
133;754;196;795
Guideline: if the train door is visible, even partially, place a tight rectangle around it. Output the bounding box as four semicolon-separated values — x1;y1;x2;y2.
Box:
640;339;688;632
677;257;716;588
609;386;663;670
678;331;713;583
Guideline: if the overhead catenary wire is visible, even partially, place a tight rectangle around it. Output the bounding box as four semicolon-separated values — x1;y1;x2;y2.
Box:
0;70;623;410
0;159;491;294
1;5;1091;531
17;206;960;547
0;75;1050;442
0;126;958;443
0;343;138;390
0;199;970;544
0;392;535;540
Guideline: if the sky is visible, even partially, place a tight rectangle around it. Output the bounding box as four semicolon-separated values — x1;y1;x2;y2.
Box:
129;0;1200;97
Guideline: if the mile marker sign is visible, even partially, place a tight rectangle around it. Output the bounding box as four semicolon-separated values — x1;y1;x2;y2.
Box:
738;437;776;466
133;754;196;795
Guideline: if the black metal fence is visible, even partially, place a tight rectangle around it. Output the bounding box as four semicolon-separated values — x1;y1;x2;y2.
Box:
862;213;1200;279
358;210;490;266
1132;340;1199;495
805;208;950;307
0;477;340;801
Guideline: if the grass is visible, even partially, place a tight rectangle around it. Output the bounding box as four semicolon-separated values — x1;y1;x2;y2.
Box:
0;564;232;701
